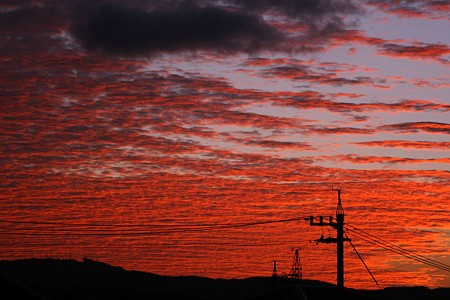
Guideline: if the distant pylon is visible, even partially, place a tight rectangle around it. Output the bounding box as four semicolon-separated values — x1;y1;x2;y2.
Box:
288;248;302;279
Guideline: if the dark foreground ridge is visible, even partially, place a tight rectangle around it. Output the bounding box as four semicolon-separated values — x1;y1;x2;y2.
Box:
0;258;448;300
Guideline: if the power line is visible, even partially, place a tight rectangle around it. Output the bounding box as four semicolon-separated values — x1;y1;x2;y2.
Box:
346;234;380;288
346;224;450;271
0;216;308;237
345;226;450;273
346;232;450;273
346;229;450;272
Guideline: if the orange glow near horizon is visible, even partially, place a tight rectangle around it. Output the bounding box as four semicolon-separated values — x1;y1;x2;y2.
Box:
1;168;449;289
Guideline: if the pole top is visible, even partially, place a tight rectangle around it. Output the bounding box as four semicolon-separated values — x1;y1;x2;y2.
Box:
335;189;344;216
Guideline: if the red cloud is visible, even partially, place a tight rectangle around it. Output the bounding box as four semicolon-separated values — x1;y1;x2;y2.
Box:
329;154;450;164
330;30;449;64
353;140;450;150
379;43;450;62
308;126;375;136
223;133;316;150
243;58;390;89
412;78;450;88
379;122;450;134
276;93;449;114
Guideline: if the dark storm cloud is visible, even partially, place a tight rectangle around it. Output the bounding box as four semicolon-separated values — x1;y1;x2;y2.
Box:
0;0;363;56
72;4;283;56
233;0;361;15
0;3;69;36
149;0;362;27
70;0;363;56
230;0;362;34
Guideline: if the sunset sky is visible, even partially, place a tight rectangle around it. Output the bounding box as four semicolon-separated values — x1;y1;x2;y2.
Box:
1;0;449;289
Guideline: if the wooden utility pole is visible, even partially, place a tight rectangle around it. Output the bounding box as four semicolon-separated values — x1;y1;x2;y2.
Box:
306;189;349;288
336;189;345;288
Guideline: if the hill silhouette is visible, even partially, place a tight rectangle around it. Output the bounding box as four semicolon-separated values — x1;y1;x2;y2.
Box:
0;258;294;300
0;258;449;300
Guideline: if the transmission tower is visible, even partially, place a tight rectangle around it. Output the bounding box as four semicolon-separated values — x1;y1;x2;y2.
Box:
287;248;303;279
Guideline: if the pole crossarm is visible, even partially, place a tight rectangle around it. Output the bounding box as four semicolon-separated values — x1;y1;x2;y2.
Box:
305;216;337;228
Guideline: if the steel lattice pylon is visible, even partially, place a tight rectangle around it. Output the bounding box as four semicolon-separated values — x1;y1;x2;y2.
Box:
288;248;302;279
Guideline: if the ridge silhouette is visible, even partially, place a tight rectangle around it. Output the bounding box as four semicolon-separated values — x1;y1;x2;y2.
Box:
0;258;449;300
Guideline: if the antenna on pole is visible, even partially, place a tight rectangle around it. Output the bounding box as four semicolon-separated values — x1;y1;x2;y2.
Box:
333;188;344;216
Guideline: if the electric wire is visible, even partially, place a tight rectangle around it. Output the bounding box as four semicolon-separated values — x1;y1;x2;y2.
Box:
346;229;450;272
346;234;380;288
346;224;450;271
0;216;308;237
3;215;449;282
345;227;450;273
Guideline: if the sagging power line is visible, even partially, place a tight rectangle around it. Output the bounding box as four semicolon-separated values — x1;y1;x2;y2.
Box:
345;225;450;273
0;216;307;237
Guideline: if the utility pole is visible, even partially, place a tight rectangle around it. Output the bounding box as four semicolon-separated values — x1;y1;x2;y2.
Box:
272;260;278;289
336;189;345;288
305;189;349;288
272;260;278;278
